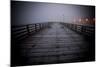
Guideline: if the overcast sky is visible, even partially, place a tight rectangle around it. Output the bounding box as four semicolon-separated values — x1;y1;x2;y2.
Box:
11;1;95;25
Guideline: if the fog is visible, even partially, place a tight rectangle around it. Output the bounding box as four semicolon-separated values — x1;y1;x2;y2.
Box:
11;1;95;25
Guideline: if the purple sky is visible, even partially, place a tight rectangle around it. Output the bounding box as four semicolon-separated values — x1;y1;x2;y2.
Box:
11;1;95;25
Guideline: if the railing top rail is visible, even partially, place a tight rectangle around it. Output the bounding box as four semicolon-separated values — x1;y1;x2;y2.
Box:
11;22;50;27
62;22;95;27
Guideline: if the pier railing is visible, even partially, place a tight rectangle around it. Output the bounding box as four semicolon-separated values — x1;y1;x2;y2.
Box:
61;23;95;37
11;22;51;42
11;22;95;43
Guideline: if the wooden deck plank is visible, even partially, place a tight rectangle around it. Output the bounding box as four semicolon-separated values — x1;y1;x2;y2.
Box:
12;23;94;66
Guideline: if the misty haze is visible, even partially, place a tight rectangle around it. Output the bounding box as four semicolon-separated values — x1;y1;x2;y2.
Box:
11;1;95;25
11;1;95;66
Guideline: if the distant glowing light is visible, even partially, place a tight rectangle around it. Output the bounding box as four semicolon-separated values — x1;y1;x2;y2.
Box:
79;19;82;22
85;18;89;22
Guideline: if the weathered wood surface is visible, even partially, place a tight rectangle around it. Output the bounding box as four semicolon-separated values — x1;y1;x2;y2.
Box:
11;23;95;66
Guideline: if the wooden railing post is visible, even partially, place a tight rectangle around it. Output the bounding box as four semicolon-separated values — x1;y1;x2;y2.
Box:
12;22;51;42
61;22;95;37
26;25;30;35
